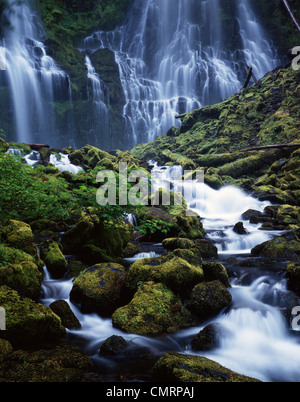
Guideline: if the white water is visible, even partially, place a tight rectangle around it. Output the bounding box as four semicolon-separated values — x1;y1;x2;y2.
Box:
1;0;73;147
85;55;111;147
49;153;84;174
83;0;280;147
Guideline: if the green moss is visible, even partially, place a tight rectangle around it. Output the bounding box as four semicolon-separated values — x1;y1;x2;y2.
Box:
70;263;126;316
162;238;195;251
252;230;300;259
0;285;64;348
112;282;195;336
0;261;42;300
153;352;260;382
40;240;68;279
124;254;204;297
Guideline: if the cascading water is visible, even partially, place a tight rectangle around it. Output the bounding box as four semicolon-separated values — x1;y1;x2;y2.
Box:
85;55;111;148
83;0;280;148
0;0;73;147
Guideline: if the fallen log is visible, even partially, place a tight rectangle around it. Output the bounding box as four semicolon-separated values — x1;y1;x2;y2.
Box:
243;66;253;89
282;0;300;32
243;143;300;152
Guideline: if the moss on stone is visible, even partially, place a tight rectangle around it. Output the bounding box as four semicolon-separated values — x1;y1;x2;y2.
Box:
162;238;195;251
153;352;260;382
187;281;232;321
0;285;64;348
70;263;127;317
0;261;42;301
40;240;68;279
251;230;300;259
112;282;195;336
124;254;204;297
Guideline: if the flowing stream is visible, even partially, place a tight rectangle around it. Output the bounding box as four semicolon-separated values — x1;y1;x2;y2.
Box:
40;163;300;382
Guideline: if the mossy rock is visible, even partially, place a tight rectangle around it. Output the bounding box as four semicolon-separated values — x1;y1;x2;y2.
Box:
1;220;41;266
124;255;204;298
69;145;116;170
286;262;300;296
70;263;127;317
251;230;300;260
0;244;36;268
191;323;226;351
153;352;260;382
194;239;219;259
201;262;230;287
99;335;128;356
112;282;196;336
40;240;68;279
122;242;142;258
0;339;13;363
0;138;9;154
49;300;81;330
0;261;42;301
162;238;195;251
0;346;93;382
187;281;232;321
0;285;64;348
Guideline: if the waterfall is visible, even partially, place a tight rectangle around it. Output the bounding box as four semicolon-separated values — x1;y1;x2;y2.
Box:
85;55;111;149
1;0;73;147
83;0;281;148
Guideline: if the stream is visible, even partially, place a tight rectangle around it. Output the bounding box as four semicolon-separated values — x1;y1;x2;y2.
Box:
40;164;300;383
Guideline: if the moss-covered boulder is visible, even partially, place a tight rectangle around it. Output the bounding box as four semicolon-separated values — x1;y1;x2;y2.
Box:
70;263;126;317
0;285;64;347
153;352;260;382
40;240;68;279
99;335;128;356
49;300;81;330
191;323;226;351
187;281;232;321
69;145;116;170
0;339;13;363
162;237;195;251
201;262;230;287
286;262;300;296
63;215;133;264
194;239;219;259
124;254;204;297
1;220;41;266
122;242;142;258
112;282;195;336
0;346;93;382
0;261;42;300
251;230;300;260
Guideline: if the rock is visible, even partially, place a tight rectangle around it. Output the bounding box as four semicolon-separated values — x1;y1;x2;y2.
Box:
1;220;41;266
201;262;230;287
122;242;142;258
40;240;68;279
251;229;300;260
99;335;128;356
0;346;93;382
194;239;218;258
49;300;81;330
0;339;13;363
70;263;127;317
68;145;116;171
191;323;226;351
233;222;248;235
124;254;204;298
0;261;43;300
0;285;64;348
162;237;195;251
112;282;196;336
287;262;300;296
152;352;260;382
187;281;232;321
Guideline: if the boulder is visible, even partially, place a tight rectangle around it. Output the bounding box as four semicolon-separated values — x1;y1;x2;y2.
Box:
70;263;126;317
191;323;225;351
187;281;232;321
124;254;204;298
162;237;195;251
251;230;300;260
0;261;42;300
99;335;128;356
0;346;93;382
194;239;218;258
40;240;68;279
287;262;300;296
0;285;64;347
233;222;248;235
153;352;260;382
112;282;196;336
201;262;230;287
49;300;81;330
